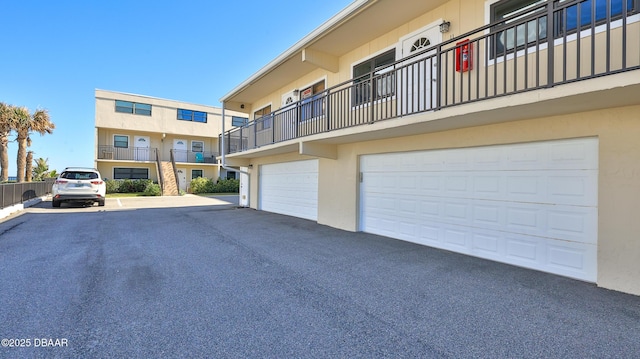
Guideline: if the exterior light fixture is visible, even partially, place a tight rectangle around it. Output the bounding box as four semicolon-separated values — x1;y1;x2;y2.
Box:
440;21;451;33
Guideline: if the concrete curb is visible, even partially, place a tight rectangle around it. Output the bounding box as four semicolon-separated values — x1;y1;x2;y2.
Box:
0;195;48;221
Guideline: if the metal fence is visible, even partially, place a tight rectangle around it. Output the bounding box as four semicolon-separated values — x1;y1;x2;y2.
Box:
223;0;639;154
0;179;55;209
97;145;159;161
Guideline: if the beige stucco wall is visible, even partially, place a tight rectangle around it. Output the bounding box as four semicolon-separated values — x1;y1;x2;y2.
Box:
244;104;640;295
95;89;243;137
96;162;220;188
96;162;158;182
243;0;639;121
96;129;219;158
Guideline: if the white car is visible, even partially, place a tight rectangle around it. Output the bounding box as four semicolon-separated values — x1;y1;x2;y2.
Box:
52;167;106;207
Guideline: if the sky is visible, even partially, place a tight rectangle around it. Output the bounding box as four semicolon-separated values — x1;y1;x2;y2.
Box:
0;0;353;177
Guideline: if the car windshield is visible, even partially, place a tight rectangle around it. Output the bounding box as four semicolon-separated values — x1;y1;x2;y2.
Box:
63;171;98;180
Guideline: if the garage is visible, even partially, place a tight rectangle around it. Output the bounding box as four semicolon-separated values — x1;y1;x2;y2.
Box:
259;159;319;221
360;138;598;281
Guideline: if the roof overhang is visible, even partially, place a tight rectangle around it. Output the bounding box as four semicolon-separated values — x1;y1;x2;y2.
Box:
220;0;449;107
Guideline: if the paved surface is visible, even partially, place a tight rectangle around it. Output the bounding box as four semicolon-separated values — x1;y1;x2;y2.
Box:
0;195;639;358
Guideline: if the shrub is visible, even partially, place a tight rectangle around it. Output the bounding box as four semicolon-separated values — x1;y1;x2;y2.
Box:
190;177;214;194
135;179;153;192
142;182;162;196
212;178;239;193
105;179;158;194
105;179;120;194
118;179;136;193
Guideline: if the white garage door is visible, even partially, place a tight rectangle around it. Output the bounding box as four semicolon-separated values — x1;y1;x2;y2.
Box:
360;138;598;282
260;160;318;221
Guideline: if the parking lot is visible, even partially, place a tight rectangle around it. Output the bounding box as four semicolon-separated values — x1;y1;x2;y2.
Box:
1;195;639;358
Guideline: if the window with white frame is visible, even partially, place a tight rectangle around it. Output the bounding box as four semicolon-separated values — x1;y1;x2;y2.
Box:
178;109;207;123
114;167;149;179
115;100;152;116
489;0;638;56
490;0;547;56
114;135;128;148
558;0;637;33
191;141;204;152
192;169;203;179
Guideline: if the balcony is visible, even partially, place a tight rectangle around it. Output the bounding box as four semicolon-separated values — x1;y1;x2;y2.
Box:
222;0;639;154
170;150;220;164
98;146;158;161
98;146;219;164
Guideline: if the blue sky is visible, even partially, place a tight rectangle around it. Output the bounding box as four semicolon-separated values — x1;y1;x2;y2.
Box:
0;0;352;176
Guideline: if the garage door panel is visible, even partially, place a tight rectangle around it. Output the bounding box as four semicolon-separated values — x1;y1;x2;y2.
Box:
260;160;318;221
366;169;595;206
361;138;598;282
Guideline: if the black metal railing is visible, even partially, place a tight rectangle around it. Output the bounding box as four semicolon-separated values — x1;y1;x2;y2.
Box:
171;150;219;164
98;145;158;161
155;149;165;194
222;0;639;154
0;179;55;209
98;145;219;164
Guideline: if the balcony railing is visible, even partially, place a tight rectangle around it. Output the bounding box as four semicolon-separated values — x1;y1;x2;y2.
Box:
98;146;219;164
171;150;220;164
98;146;158;161
222;0;639;154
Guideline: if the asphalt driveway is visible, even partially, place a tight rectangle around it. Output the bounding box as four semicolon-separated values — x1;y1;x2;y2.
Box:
0;195;639;358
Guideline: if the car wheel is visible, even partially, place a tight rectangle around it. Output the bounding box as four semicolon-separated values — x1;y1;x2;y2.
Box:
98;199;105;207
52;200;61;208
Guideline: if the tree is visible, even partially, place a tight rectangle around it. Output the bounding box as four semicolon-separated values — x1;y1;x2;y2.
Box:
0;102;12;182
13;107;55;182
25;151;34;182
32;157;50;181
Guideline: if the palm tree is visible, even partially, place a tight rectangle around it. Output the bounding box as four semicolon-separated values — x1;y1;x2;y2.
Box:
13;107;55;182
25;151;34;182
32;157;50;181
0;102;13;182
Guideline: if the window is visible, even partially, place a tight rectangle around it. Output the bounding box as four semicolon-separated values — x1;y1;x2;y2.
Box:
113;168;149;179
115;100;152;116
192;169;203;179
300;81;326;121
232;116;249;126
559;0;636;33
254;105;272;130
490;0;637;56
114;135;128;148
191;141;204;152
491;0;548;55
63;171;98;180
353;49;396;106
178;109;207;123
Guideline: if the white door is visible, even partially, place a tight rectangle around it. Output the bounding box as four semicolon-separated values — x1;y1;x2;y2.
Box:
397;21;442;114
176;168;187;192
360;138;598;282
259;160;318;221
240;166;249;207
173;139;187;162
134;136;150;161
280;92;298;142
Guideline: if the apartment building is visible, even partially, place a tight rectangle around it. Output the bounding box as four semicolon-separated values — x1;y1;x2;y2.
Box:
95;89;245;195
219;0;640;295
